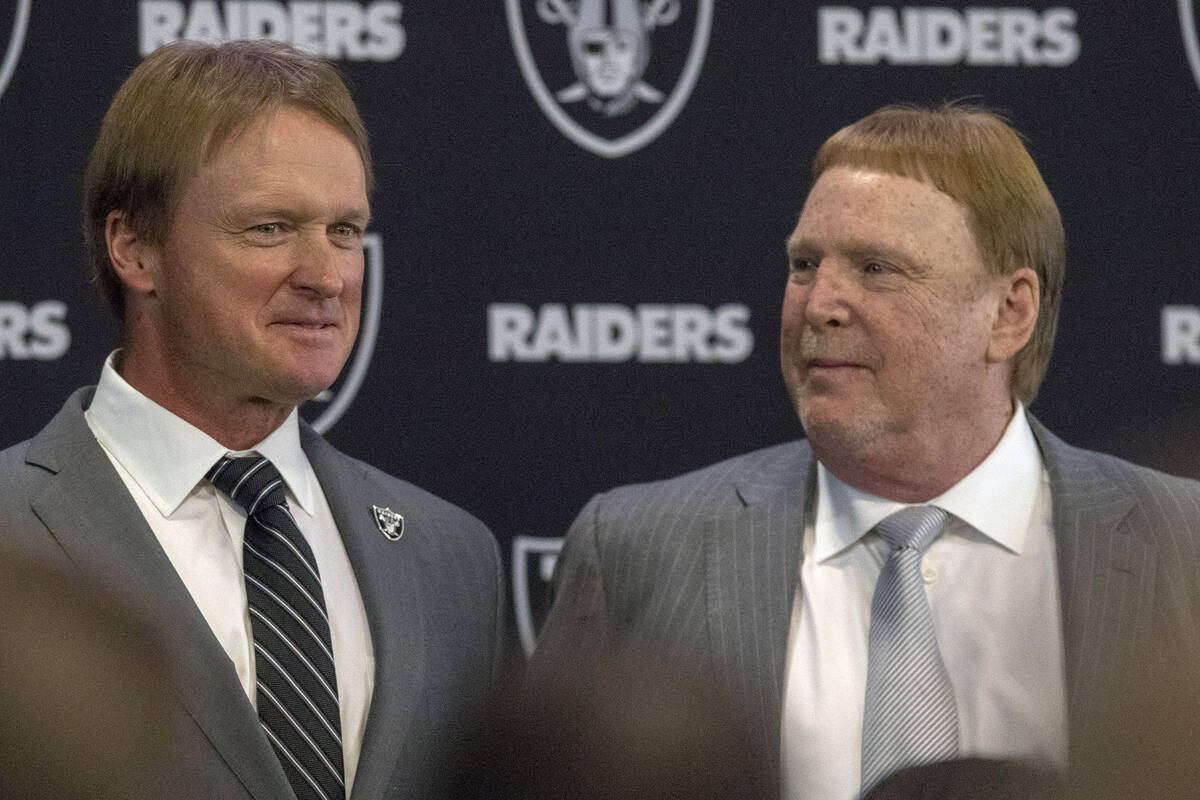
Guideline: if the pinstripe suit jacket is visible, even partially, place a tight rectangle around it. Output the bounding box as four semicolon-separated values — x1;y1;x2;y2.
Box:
532;418;1200;791
0;388;504;800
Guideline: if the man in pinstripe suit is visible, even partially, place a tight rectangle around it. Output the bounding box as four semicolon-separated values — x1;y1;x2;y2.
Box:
532;105;1200;800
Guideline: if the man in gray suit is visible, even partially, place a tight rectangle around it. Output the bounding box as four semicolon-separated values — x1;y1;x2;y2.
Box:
532;105;1200;799
0;41;502;800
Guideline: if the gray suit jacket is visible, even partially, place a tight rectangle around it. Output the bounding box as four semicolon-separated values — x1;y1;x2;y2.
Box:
532;419;1200;790
0;388;504;800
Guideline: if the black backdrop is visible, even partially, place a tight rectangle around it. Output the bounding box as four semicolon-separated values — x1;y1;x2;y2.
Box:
2;1;1199;654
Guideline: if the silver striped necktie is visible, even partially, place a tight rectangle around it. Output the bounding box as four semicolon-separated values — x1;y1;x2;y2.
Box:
207;455;346;800
860;505;958;796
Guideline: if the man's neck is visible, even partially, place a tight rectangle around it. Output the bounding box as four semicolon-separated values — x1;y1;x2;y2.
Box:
115;350;294;451
812;402;1017;503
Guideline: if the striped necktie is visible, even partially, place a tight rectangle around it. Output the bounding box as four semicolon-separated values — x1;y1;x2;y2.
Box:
207;455;346;800
860;505;958;795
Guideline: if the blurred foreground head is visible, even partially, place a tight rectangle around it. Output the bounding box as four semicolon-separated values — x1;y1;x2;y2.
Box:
862;757;1066;800
1069;653;1200;800
449;651;769;800
0;553;183;799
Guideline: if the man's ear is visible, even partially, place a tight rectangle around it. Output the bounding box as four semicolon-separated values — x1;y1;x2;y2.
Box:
987;266;1040;363
105;211;159;295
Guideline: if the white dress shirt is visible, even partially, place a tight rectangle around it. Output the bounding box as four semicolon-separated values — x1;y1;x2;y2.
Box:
84;354;375;793
781;405;1068;800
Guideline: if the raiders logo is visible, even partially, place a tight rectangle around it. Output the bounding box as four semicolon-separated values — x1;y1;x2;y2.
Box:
1183;0;1200;91
371;505;405;541
507;0;713;158
512;535;565;656
301;232;384;434
0;0;31;103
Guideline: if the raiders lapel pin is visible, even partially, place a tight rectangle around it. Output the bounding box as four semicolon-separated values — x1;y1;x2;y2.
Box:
372;505;404;541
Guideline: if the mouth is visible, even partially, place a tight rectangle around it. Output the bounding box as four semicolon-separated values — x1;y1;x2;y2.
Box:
273;319;338;330
806;358;864;370
271;320;341;342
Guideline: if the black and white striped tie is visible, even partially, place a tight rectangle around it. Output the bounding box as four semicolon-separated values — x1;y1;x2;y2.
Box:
207;455;345;800
860;505;958;796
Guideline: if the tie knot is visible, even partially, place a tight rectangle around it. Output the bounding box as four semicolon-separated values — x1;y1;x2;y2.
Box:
206;455;286;517
875;505;948;554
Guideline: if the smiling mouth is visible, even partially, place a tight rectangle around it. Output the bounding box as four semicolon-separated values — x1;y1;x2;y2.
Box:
807;358;863;370
275;321;337;329
271;322;343;342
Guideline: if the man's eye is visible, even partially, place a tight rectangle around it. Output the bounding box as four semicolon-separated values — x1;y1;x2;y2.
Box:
252;223;279;235
332;223;361;237
863;261;889;274
789;258;817;276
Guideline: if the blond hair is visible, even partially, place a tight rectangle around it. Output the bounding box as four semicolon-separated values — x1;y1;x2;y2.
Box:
83;39;373;319
813;103;1064;404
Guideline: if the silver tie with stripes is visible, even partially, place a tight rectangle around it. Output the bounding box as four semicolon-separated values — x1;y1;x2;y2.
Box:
860;505;958;795
208;455;346;800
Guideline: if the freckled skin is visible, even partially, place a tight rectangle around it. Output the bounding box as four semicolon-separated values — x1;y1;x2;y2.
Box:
780;167;1018;502
115;108;371;449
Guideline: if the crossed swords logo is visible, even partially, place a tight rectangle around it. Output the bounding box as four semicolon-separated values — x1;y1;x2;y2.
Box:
537;0;681;117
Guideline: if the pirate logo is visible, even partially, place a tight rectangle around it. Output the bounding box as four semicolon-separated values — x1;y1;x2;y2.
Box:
507;0;713;157
371;505;405;541
0;0;31;104
512;535;565;656
301;232;384;434
554;0;676;117
1183;0;1200;92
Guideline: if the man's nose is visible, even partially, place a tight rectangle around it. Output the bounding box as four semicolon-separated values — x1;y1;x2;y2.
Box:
802;263;852;328
291;233;346;298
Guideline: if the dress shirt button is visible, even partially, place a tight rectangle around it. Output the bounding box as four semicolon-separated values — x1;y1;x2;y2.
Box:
921;563;939;584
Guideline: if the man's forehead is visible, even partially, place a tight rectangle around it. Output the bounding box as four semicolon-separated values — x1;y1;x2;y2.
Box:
200;111;364;175
786;168;982;267
172;114;369;229
797;168;969;226
196;107;364;178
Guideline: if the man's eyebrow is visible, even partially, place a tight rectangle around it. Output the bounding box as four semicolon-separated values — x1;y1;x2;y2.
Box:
785;236;812;256
783;237;921;268
341;207;372;225
225;202;372;224
839;242;920;269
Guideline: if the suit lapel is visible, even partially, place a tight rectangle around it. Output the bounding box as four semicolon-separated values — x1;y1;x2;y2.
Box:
697;422;1157;775
302;428;426;800
704;442;811;782
1031;418;1156;754
25;390;291;800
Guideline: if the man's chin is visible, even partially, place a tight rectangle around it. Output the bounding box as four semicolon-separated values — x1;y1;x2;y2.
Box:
252;373;341;410
797;405;886;453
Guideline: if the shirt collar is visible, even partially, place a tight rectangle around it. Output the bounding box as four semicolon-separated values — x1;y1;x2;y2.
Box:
813;404;1043;561
85;352;315;516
